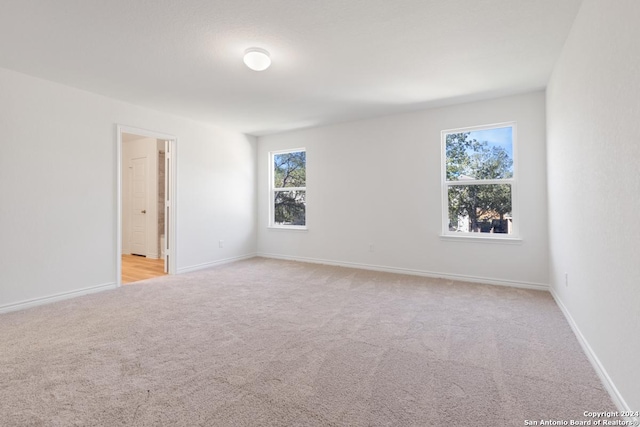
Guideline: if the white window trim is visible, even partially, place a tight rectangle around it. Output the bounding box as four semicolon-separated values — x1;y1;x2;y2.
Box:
440;121;520;241
269;147;307;230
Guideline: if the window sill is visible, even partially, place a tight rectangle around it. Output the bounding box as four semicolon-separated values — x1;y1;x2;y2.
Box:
439;234;522;244
268;226;308;232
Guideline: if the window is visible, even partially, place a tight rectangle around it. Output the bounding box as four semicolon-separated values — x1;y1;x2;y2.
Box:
270;149;306;228
442;123;517;237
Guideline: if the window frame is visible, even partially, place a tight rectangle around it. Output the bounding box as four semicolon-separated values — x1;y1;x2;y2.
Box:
440;122;520;241
269;147;307;230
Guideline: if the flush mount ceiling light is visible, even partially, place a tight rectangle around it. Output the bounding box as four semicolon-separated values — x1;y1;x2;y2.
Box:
243;47;271;71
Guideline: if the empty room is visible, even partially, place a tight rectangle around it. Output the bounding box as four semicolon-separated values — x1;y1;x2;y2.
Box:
1;1;638;426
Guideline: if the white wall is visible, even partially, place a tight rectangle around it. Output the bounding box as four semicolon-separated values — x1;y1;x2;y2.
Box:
546;0;640;411
257;92;549;288
0;67;257;311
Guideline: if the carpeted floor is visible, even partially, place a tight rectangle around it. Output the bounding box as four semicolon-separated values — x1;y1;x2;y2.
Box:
0;258;618;426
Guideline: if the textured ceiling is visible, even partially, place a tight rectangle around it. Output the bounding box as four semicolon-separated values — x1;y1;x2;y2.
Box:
0;0;582;136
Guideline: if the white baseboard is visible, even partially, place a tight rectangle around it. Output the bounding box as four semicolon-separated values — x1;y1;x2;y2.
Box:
176;253;257;274
0;282;117;314
550;288;634;419
257;253;549;291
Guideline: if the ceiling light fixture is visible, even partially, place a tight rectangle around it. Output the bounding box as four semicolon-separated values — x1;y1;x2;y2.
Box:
243;47;271;71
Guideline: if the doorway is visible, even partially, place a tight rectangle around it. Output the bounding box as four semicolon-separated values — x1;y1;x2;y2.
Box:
117;126;176;285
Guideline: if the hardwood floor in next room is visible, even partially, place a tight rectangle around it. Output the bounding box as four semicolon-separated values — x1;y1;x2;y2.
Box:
122;255;166;284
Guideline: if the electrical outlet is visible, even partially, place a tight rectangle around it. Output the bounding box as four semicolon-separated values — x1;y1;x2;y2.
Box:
564;272;568;287
219;240;224;248
369;244;375;253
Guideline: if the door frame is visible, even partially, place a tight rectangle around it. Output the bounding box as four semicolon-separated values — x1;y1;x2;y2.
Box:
116;125;177;286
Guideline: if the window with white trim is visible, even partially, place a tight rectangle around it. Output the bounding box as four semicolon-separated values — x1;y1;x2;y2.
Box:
442;123;517;237
270;149;306;228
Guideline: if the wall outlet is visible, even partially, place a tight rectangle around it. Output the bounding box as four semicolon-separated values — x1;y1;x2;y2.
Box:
219;240;224;248
564;272;569;287
369;244;375;253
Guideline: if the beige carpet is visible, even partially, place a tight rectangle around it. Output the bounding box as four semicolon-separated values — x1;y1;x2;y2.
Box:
1;258;618;426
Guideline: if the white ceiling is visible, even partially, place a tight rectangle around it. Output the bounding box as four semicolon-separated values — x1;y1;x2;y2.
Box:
0;0;582;136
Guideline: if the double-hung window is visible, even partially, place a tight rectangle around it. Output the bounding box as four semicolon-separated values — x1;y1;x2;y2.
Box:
442;123;517;237
270;148;306;228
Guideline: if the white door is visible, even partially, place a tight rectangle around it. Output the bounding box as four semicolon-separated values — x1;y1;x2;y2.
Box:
130;156;147;256
163;140;170;273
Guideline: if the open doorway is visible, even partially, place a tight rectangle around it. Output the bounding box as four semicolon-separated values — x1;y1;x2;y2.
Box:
117;125;176;285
